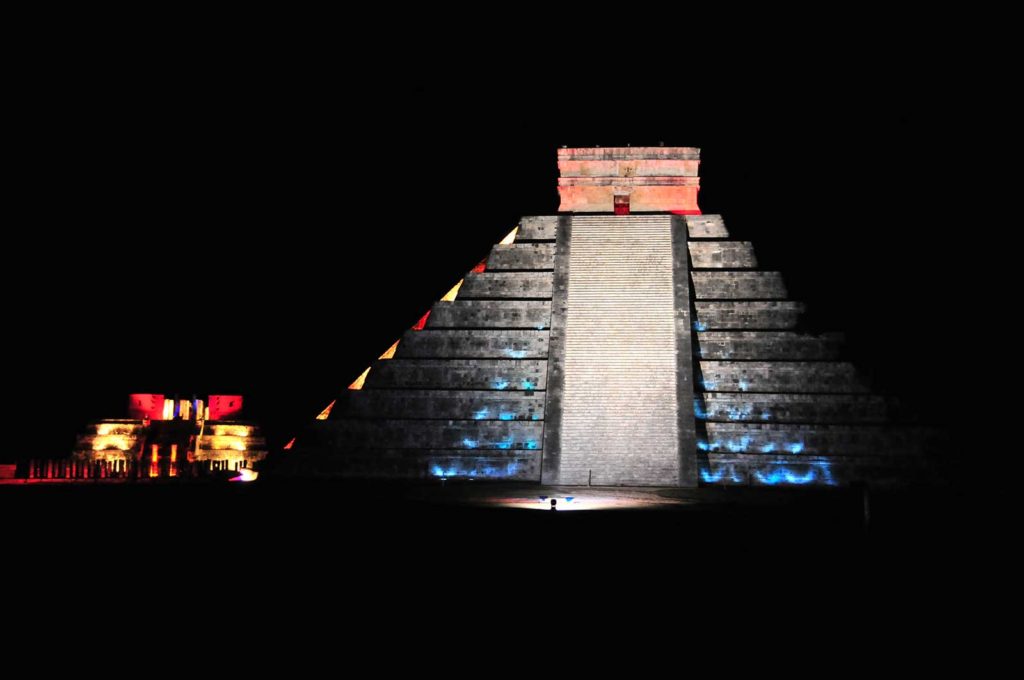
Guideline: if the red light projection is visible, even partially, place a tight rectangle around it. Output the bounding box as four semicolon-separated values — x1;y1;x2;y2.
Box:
412;310;431;331
208;395;244;421
283;438;296;450
127;394;165;420
471;260;487;273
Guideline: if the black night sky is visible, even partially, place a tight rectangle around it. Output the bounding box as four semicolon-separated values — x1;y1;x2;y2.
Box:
8;27;986;466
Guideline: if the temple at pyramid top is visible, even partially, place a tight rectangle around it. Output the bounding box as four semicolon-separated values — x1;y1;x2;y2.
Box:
557;146;701;214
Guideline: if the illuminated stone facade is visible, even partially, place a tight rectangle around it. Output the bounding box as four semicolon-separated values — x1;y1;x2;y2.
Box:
282;147;932;487
557;147;701;213
27;394;268;481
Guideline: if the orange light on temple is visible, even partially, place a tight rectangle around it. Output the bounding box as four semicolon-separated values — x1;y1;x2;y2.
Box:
348;368;370;390
440;279;463;302
378;340;400;359
169;444;178;477
162;399;173;420
471;259;486;273
283;437;295;450
499;226;519;245
150;444;159;478
316;400;336;420
412;310;431;331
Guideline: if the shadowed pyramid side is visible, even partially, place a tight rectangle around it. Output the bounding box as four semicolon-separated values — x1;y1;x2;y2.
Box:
686;214;938;487
278;220;556;479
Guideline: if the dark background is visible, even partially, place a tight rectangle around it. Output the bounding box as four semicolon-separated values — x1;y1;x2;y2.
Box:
4;16;1006;631
8;26;985;464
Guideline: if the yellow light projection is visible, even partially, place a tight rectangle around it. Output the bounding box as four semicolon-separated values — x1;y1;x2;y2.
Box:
440;279;463;302
348;367;370;390
210;425;252;437
499;226;519;245
92;435;134;451
96;423;139;436
162;399;174;420
203;435;248;451
316;400;336;420
378;340;400;359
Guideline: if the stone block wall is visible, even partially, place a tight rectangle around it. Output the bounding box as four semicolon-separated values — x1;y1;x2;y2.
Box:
291;219;555;480
685;214;931;487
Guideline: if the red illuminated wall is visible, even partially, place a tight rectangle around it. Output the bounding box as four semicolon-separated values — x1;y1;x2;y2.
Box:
208;395;243;420
557;147;702;213
127;393;165;420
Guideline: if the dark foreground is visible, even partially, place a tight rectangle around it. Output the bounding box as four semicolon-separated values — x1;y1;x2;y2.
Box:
3;480;974;561
3;479;994;630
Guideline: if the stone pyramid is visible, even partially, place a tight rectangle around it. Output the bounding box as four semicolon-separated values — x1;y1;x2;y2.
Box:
281;147;932;487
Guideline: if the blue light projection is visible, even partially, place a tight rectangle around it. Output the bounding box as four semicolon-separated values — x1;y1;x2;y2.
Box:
459;436;542;450
493;379;510;390
431;461;521;479
753;462;836;486
499;412;516;421
504;348;528;359
738;380;750;391
725;436;752;453
724;404;753;421
693;320;708;331
700;464;744;484
530;414;541;420
697;439;807;454
473;408;490;420
700;461;836;486
536;324;547;330
702;379;717;390
700;467;722;483
698;401;775;422
521;380;536;390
